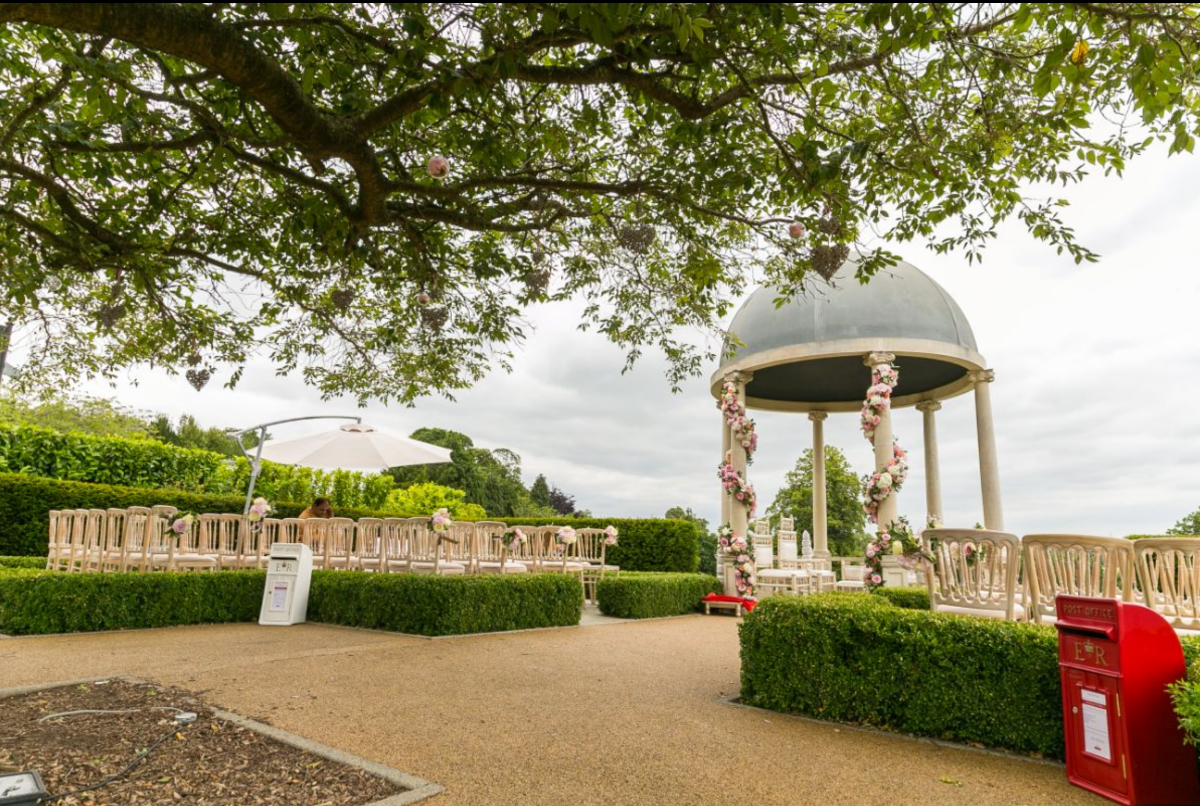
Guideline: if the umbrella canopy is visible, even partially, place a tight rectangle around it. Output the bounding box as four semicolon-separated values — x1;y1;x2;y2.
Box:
257;423;452;470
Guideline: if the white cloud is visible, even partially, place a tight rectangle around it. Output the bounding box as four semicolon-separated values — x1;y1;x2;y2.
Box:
30;142;1200;538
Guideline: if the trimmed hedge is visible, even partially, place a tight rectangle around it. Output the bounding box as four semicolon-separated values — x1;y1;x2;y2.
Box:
740;594;1067;757
1127;534;1200;540
0;474;699;573
872;586;930;610
0;567;583;637
596;572;723;619
0;569;265;634
308;571;582;636
0;555;44;569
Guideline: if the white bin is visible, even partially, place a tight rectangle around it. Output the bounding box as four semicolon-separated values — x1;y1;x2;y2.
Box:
259;543;313;626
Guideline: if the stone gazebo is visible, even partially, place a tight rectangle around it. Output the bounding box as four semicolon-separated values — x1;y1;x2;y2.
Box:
712;258;1003;591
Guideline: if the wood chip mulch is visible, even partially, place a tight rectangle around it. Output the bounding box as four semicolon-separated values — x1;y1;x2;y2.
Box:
0;679;404;805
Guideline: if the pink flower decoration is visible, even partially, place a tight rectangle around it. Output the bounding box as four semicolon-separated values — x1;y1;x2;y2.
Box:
427;155;450;178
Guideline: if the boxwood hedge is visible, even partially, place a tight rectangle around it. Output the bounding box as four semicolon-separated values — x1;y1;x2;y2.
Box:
0;473;699;572
308;571;582;636
596;572;722;619
0;555;44;569
871;586;930;610
0;567;583;637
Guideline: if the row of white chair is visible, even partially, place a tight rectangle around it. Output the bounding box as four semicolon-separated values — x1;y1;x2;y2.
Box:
923;529;1200;633
45;510;620;598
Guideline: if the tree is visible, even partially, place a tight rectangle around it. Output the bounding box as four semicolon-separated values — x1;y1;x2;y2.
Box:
767;445;867;557
666;505;717;576
2;4;1198;402
385;481;487;520
547;485;577;516
1168;507;1200;536
150;413;246;456
389;427;539;517
529;474;551;509
0;390;152;439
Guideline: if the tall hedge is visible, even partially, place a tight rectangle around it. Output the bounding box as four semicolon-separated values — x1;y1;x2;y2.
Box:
0;422;395;508
0;474;699;572
0;568;582;636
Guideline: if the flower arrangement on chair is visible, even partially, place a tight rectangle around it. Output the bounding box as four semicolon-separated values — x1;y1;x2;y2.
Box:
165;512;197;542
499;528;526;553
247;497;273;522
556;526;577;546
603;525;619;546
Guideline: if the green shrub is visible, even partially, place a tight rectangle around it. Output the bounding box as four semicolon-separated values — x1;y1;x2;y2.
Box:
0;568;584;636
0;422;395;508
0;473;699;574
0;569;265;634
0;555;44;569
596;572;723;619
740;594;1065;757
1126;534;1200;540
698;532;718;576
308;571;582;636
872;586;930;610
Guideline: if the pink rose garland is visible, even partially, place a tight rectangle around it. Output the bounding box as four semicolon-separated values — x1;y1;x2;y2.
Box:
718;381;759;458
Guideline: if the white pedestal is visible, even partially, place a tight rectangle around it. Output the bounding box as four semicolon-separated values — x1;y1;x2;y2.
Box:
880;555;910;589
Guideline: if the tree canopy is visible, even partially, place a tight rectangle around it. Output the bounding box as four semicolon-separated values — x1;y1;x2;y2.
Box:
767;445;867;556
1;3;1198;401
1168;506;1200;536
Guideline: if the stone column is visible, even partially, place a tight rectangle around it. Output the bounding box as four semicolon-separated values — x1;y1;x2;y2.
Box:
864;352;898;529
809;411;830;558
726;371;753;541
916;401;943;523
970;369;1004;531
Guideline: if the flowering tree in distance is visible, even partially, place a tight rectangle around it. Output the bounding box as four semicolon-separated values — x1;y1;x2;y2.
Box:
0;3;1198;401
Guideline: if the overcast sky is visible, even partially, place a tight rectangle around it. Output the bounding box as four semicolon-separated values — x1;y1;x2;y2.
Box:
45;142;1200;537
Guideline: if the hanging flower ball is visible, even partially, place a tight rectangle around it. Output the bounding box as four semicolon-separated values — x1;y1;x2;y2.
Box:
426;155;450;179
416;292;431;305
788;222;805;239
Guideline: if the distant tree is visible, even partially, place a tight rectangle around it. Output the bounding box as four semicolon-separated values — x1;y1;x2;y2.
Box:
1168;507;1200;536
768;446;867;557
666;506;716;576
391;427;533;517
548;486;577;517
0;391;152;440
150;413;245;456
529;474;552;508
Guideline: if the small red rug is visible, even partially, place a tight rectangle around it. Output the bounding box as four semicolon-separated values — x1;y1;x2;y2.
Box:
702;593;758;612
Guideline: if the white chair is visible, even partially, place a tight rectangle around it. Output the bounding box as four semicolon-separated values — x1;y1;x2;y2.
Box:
574;527;619;601
775;531;813;593
1023;534;1135;625
44;510;62;570
441;521;479;573
323;517;356;569
754;533;808;597
354;517;386;572
530;526;586;578
835;562;866;591
1133;537;1200;634
924;528;1023;620
408;518;466;575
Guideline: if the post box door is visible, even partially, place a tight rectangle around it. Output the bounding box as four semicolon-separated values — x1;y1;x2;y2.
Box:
1063;668;1128;798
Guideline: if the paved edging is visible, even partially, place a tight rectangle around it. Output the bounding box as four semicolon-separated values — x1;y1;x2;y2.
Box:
0;676;444;805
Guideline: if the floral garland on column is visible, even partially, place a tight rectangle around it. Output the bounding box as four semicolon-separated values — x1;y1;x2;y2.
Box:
859;363;909;524
717;525;756;596
718;381;759;459
718;458;757;515
863;517;928;592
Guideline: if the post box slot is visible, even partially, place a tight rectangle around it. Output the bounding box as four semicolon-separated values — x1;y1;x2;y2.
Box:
1056;623;1117;641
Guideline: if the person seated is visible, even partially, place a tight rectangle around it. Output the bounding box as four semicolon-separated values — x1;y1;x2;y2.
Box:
299;497;333;519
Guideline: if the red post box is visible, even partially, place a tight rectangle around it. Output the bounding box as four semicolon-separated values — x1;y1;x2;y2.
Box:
1056;596;1200;805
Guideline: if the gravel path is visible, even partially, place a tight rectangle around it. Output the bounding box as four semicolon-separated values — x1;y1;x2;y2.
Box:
0;615;1106;806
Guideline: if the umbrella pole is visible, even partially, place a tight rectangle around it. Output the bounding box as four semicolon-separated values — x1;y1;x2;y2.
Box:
242;428;267;515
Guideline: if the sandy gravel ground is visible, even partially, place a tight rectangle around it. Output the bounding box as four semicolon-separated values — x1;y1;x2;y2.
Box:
0;615;1106;806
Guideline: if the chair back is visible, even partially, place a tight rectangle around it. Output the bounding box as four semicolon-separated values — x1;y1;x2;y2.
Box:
45;510;62;570
1022;534;1136;624
277;517;307;545
118;507;151;571
302;519;332;566
1133;537;1200;632
505;525;538;565
778;532;799;569
924;528;1022;620
473;521;508;564
241;518;279;567
82;509;108;572
142;507;178;569
751;518;772;538
379;518;411;571
532;526;571;571
195;514;243;567
355;518;385;569
102;508;128;571
442;521;477;570
779;517;796;533
406;518;443;568
752;533;774;570
325;517;356;568
574;528;606;565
